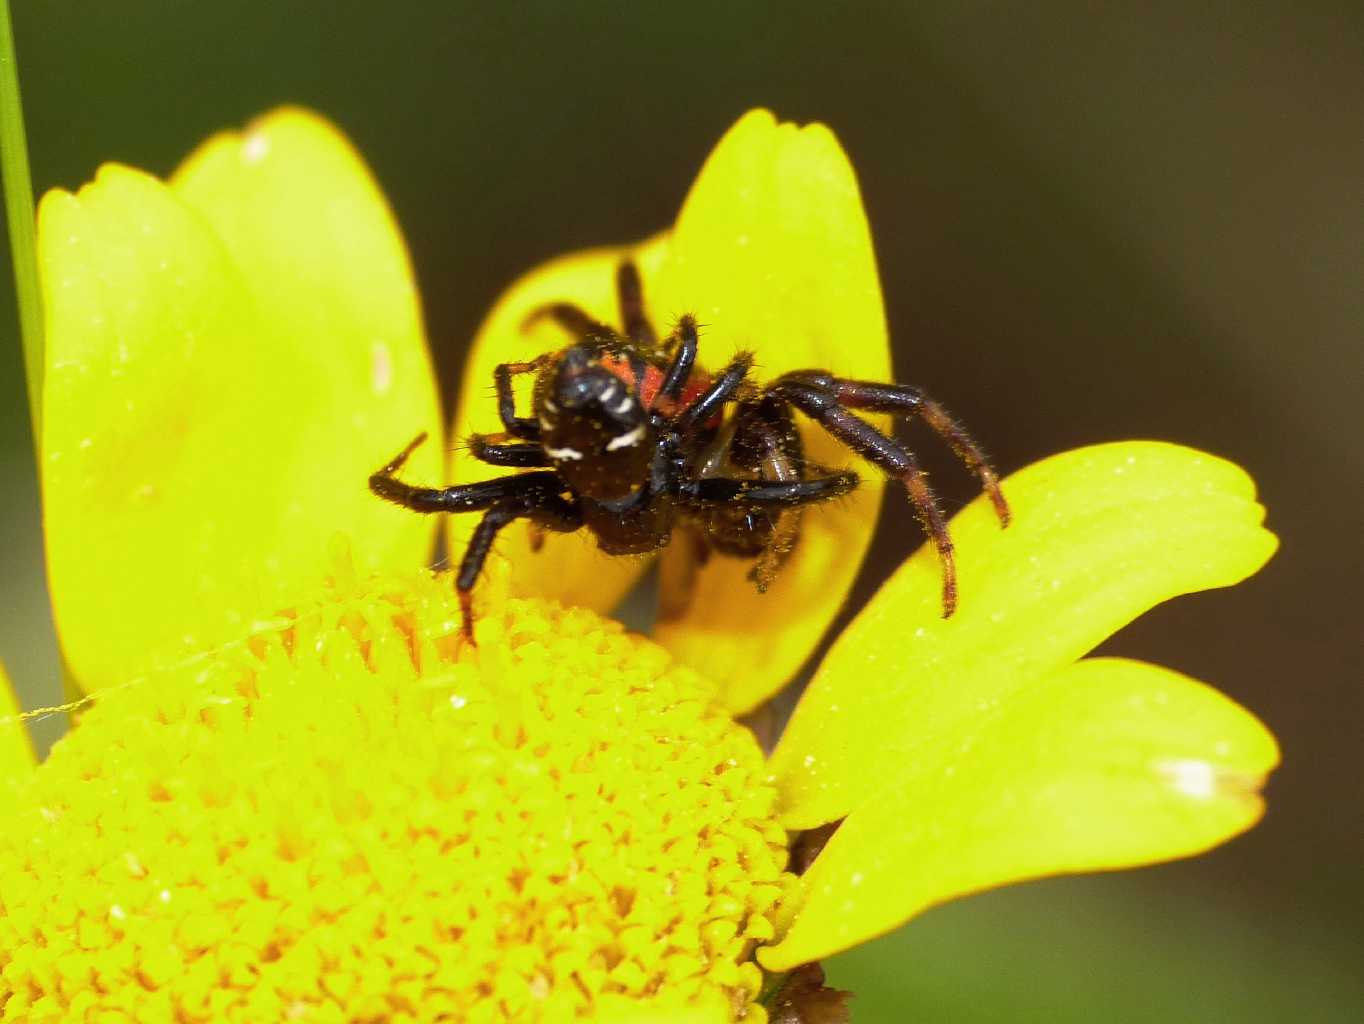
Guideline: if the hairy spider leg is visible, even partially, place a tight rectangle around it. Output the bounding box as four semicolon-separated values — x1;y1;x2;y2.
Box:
520;300;654;400
520;303;613;341
369;434;567;517
526;295;657;391
493;357;552;440
766;380;961;616
778;372;1011;527
369;434;581;639
615;260;657;347
667;443;857;604
679;472;859;506
467;433;551;468
656;314;700;404
464;433;553;552
454;491;579;640
731;405;814;592
672;351;755;437
370;431;431;489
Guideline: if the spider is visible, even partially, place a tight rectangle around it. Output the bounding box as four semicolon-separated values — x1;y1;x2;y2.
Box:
370;259;1010;640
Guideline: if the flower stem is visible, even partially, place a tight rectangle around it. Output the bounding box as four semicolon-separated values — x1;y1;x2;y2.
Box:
0;4;75;709
0;0;42;451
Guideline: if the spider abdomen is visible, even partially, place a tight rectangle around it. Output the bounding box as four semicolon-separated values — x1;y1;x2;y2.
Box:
597;353;719;426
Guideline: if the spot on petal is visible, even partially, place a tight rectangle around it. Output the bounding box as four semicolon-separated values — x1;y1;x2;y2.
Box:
243;132;270;163
371;340;393;395
1157;756;1267;804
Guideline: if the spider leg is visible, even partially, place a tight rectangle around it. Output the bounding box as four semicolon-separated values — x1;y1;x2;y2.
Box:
456;491;581;641
370;436;580;639
683;456;858;595
493;358;549;440
776;372;1010;526
679;471;859;507
691;400;813;591
656;314;699;405
521;302;613;341
369;434;564;515
768;380;961;616
673;351;755;437
467;433;550;468
456;506;518;640
740;409;809;592
615;259;657;347
371;431;430;484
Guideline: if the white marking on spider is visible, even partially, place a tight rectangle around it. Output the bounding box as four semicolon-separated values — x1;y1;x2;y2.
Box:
543;398;558;413
546;445;584;461
538;416;555;432
606;425;646;451
609;395;634;415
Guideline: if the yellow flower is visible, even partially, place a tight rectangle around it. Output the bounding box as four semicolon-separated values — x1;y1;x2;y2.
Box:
0;109;1278;1022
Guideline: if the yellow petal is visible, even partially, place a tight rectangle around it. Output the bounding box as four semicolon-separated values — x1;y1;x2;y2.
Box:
771;441;1278;828
0;658;35;780
761;657;1278;969
450;235;669;614
651;109;892;712
39;108;441;692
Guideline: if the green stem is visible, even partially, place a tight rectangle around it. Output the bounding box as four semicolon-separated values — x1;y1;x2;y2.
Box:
0;0;42;452
0;5;77;709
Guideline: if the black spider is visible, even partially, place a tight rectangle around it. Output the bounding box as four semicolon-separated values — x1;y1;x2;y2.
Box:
370;260;1010;640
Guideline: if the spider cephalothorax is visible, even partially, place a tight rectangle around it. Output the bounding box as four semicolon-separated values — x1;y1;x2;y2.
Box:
370;260;1009;639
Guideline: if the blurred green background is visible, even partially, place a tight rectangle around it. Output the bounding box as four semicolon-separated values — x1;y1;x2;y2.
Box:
2;3;1360;1021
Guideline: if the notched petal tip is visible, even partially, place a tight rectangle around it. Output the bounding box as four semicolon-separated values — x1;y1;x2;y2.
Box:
37;164;167;268
171;106;370;189
654;107;886;377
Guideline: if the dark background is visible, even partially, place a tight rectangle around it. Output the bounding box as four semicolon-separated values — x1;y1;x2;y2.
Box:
2;4;1359;1021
